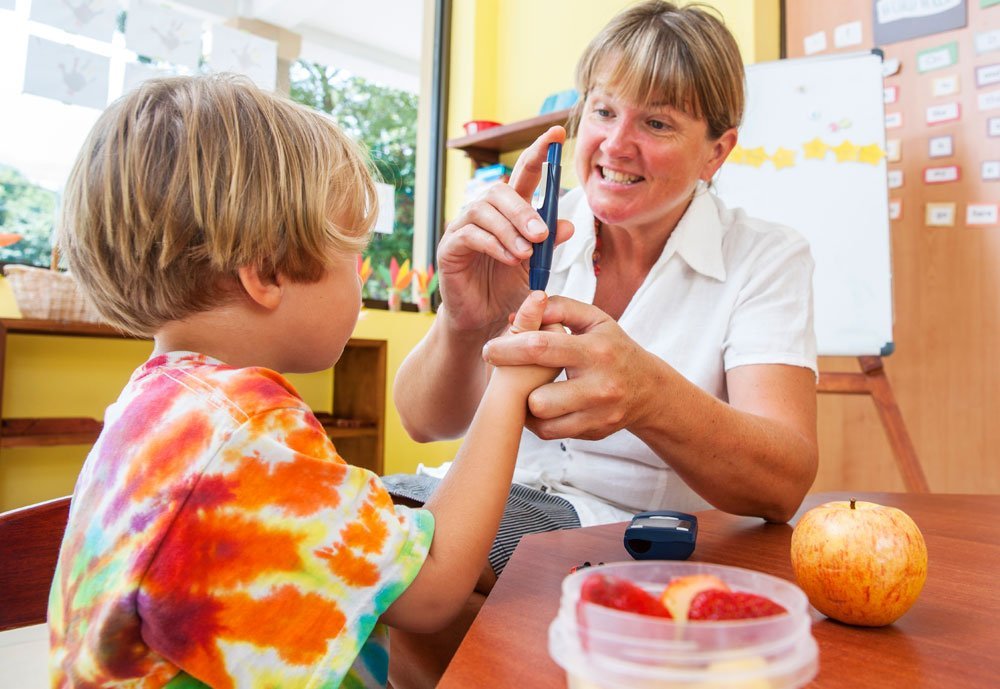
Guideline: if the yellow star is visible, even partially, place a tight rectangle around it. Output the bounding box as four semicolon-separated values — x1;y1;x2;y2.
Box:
770;147;796;170
803;137;828;160
743;146;767;168
857;144;885;165
832;140;860;163
727;145;746;165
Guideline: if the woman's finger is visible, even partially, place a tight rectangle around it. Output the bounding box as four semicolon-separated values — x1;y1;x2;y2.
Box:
482;328;587;369
509;126;567;201
444;222;524;265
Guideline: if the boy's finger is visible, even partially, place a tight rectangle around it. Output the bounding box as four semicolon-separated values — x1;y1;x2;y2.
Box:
508;291;548;334
509;126;567;201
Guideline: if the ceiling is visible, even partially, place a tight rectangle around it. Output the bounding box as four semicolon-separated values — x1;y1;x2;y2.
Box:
178;0;424;91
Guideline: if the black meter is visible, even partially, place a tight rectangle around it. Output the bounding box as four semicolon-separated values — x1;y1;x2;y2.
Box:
623;510;698;561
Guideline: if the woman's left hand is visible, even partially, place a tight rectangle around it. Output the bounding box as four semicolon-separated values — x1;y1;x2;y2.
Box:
482;296;654;440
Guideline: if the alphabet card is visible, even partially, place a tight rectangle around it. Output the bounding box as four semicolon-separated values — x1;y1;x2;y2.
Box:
966;204;999;226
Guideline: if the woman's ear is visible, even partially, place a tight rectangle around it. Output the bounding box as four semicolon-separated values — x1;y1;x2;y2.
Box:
700;128;739;181
237;266;283;310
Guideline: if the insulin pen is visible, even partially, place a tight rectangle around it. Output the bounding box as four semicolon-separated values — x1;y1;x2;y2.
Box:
528;142;563;291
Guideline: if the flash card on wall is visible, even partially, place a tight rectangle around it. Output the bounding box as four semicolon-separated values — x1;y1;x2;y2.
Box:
884;85;899;103
924;165;960;184
886;139;902;162
983;161;1000;181
977;64;1000;89
888;169;904;189
885;112;903;129
990;117;1000;137
804;31;827;55
889;199;902;220
967;204;999;226
925;203;956;227
926;102;960;125
928;135;953;158
932;74;960;96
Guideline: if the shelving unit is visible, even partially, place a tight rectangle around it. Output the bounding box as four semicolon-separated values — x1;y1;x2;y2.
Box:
0;318;386;474
446;109;571;167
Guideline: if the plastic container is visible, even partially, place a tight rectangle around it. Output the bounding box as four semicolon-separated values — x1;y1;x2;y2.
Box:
463;119;502;135
548;561;818;689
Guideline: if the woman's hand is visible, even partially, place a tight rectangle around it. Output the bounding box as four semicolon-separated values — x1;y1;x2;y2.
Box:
481;296;654;440
436;126;574;336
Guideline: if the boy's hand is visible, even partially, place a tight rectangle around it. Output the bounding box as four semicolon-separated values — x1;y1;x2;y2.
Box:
489;291;563;392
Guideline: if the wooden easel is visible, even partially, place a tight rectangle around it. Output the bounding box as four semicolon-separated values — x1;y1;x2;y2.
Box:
817;356;929;493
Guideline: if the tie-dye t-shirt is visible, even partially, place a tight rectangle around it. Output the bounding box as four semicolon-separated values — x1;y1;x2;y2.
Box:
48;351;434;688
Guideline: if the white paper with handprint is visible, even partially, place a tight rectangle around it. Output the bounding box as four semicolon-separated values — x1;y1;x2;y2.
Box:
122;61;176;94
210;25;277;91
23;36;110;110
29;0;119;42
125;0;202;70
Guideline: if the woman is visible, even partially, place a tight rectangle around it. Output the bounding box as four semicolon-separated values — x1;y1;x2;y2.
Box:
389;2;818;685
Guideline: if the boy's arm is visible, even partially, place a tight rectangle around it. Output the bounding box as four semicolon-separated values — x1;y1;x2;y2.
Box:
381;291;557;633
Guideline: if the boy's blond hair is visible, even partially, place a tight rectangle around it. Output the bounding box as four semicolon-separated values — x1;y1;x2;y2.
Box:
59;74;376;336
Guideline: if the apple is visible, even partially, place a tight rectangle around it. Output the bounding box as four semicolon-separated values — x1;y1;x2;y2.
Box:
790;498;927;626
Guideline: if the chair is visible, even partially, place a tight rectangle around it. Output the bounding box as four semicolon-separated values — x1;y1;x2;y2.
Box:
0;496;71;631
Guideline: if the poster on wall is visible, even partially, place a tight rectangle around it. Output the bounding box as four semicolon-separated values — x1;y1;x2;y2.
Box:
873;0;967;45
125;0;202;70
210;26;277;92
29;0;119;42
23;36;110;110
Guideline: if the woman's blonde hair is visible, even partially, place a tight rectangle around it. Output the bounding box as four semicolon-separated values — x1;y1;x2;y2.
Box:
569;0;745;140
59;74;376;336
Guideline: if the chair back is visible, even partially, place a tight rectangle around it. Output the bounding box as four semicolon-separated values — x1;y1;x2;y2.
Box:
0;496;71;631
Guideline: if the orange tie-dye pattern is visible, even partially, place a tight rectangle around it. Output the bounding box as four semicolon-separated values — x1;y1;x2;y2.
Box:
48;352;434;688
316;542;381;588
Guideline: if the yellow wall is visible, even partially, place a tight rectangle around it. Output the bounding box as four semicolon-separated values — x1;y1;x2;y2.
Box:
0;278;460;511
445;0;781;219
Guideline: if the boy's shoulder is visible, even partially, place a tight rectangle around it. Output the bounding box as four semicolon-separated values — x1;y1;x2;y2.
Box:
131;351;310;422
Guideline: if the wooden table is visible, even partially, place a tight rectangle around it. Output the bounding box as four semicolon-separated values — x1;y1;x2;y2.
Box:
438;492;1000;688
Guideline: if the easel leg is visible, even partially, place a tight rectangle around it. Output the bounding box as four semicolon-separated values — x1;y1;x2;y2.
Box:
857;357;930;493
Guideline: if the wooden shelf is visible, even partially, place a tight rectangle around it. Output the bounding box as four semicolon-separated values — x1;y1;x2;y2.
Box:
0;319;387;473
446;109;571;167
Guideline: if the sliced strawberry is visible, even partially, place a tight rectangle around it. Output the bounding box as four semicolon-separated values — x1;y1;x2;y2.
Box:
688;589;787;621
580;574;672;618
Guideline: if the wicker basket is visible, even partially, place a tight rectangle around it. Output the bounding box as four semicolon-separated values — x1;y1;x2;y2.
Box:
3;265;104;324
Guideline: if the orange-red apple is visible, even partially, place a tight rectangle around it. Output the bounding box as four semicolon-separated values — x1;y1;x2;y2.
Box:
790;498;927;626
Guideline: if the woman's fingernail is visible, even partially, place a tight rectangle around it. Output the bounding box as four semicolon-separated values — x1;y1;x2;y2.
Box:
528;219;547;238
481;342;490;360
515;237;532;253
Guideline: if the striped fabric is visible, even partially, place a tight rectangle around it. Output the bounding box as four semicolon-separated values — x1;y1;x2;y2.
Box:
381;475;580;576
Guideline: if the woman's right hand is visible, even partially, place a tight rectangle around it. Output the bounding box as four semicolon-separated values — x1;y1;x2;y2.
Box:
436;125;575;337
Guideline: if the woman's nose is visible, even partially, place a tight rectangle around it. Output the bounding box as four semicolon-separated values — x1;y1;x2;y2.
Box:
600;120;636;156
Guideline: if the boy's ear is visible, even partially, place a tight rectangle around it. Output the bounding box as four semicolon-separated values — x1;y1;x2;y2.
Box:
237;265;283;310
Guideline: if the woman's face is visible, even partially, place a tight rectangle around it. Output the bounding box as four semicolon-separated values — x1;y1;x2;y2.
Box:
574;84;734;235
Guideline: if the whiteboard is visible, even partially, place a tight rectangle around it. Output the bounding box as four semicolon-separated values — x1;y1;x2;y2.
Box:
714;51;893;357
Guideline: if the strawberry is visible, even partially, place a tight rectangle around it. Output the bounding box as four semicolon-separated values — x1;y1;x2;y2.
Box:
580;574;672;618
687;589;787;621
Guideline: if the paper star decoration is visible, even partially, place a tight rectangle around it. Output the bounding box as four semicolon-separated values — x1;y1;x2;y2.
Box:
857;144;885;165
770;147;796;170
726;145;747;165
832;140;860;163
743;147;767;168
803;137;828;160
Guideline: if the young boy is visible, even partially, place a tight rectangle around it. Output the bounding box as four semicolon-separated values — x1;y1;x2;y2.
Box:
48;74;557;688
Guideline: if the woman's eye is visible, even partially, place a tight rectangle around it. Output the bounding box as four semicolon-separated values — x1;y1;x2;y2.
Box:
648;120;669;131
